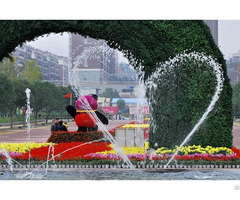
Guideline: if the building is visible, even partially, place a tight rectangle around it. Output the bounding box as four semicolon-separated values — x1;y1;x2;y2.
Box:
227;53;240;84
58;57;69;86
12;44;69;86
69;34;138;95
111;98;148;107
70;34;117;82
203;20;240;84
204;20;218;45
98;97;111;107
111;98;149;118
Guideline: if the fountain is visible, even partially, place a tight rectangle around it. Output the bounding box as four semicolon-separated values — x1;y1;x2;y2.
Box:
25;88;31;168
68;39;135;169
146;52;224;168
1;43;240;180
1;39;135;179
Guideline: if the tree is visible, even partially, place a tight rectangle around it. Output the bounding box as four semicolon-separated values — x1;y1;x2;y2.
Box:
40;82;58;123
117;99;126;111
0;57;24;80
100;88;120;98
233;83;240;118
0;58;33;128
31;81;47;125
31;81;73;124
21;60;42;83
0;74;15;127
56;85;73;120
11;79;31;127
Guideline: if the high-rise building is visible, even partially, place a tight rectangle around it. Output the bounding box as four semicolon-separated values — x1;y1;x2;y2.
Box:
12;44;69;86
69;34;134;95
227;52;240;84
70;34;117;83
204;20;218;45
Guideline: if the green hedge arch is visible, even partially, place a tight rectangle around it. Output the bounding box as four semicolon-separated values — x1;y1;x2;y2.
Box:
0;20;233;148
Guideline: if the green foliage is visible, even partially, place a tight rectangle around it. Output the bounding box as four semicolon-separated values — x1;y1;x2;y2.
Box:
99;88;120;98
146;21;232;149
0;57;23;79
30;81;72;124
0;57;33;127
117;99;126;110
0;56;72;127
21;60;42;83
148;55;233;148
12;79;31;108
0;20;233;147
0;115;24;123
0;74;15;113
232;82;240;118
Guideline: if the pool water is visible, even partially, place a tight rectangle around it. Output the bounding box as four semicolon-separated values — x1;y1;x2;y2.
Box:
1;168;240;180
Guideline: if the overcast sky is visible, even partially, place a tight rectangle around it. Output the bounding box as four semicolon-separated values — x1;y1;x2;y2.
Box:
218;20;240;59
26;20;240;61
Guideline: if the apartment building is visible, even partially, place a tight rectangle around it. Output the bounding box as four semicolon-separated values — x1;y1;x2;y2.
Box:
12;44;69;86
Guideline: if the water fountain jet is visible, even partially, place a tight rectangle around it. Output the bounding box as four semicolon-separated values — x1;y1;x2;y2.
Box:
146;52;224;169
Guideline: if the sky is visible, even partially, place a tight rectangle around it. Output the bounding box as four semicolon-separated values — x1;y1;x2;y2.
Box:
218;20;240;59
26;20;240;61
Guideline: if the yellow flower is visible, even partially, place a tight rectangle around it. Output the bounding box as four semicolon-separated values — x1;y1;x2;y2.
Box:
0;142;54;153
144;141;149;149
94;144;233;156
121;124;149;128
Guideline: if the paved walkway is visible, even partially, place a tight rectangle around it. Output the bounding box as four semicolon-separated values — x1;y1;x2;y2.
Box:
233;122;240;148
0;120;131;143
0;121;239;149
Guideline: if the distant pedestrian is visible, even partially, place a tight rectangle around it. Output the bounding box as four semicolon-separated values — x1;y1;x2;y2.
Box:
51;118;60;133
59;121;68;131
63;122;68;130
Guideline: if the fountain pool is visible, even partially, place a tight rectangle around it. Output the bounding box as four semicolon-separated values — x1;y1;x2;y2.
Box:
1;168;240;180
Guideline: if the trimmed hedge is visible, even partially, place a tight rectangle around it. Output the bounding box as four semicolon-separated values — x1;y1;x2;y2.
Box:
146;21;233;149
0;20;233;149
47;131;115;143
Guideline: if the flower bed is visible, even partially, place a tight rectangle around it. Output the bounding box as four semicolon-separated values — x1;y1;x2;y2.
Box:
0;142;53;153
85;144;239;161
14;142;111;161
1;141;240;166
47;131;115;143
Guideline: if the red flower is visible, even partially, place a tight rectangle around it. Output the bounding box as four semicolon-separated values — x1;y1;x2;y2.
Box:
17;142;112;161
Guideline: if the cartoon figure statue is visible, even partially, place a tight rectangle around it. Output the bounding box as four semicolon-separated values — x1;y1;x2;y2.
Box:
66;94;108;132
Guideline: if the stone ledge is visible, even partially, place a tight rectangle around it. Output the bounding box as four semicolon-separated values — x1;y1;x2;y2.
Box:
1;164;240;169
